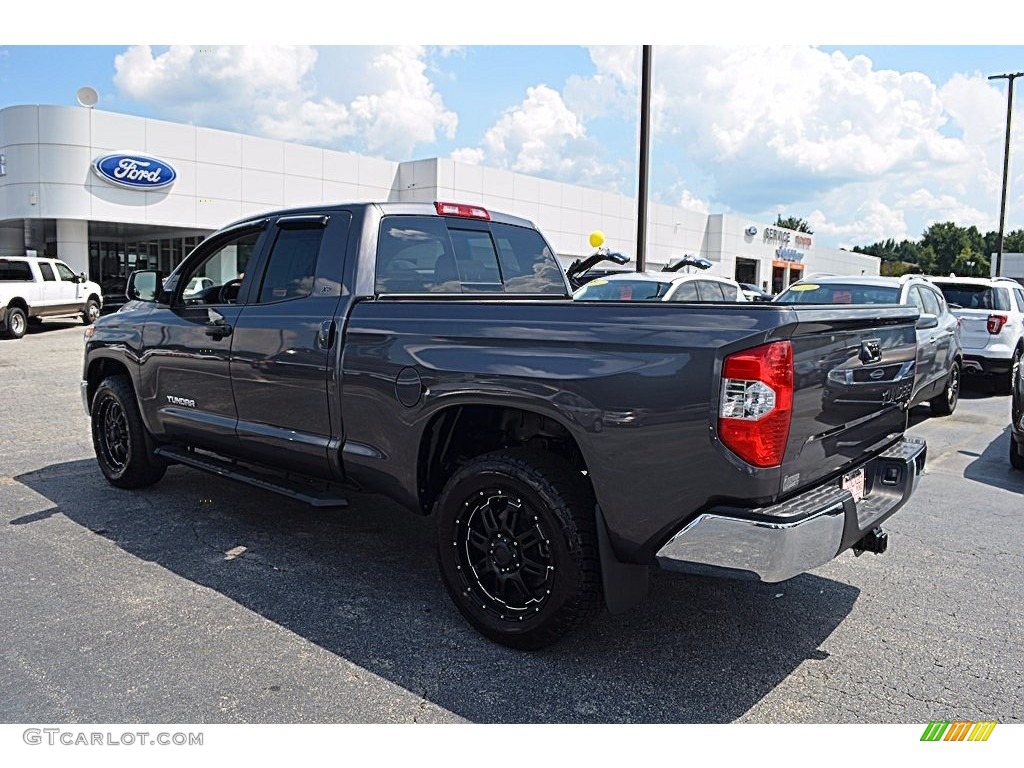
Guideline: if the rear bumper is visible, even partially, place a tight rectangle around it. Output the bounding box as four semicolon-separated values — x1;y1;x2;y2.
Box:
656;436;926;582
963;353;1012;376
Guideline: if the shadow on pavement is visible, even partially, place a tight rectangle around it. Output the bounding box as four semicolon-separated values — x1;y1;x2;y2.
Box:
15;459;861;723
963;425;1024;495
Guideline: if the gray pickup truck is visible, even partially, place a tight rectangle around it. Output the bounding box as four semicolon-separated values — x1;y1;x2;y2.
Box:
82;202;926;648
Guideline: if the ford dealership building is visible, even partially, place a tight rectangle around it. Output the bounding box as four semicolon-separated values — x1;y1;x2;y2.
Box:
0;104;879;302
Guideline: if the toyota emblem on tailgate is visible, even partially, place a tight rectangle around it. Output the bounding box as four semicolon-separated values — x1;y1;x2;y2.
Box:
859;339;882;364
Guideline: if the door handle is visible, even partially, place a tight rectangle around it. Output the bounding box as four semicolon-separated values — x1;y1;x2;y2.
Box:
317;320;336;350
205;323;233;339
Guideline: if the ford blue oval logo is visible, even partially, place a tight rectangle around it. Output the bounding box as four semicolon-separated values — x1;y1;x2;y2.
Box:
92;153;176;190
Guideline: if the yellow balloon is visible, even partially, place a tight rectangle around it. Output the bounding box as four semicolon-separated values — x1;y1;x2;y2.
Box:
588;230;605;248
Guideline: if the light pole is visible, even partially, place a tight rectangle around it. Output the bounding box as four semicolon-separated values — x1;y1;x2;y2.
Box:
988;71;1024;277
635;46;652;272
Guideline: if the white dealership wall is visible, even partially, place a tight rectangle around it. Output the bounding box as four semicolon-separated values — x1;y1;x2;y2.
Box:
0;104;879;285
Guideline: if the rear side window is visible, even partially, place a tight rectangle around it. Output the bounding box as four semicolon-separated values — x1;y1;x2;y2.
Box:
1014;287;1024;312
38;263;56;281
921;288;942;316
490;223;564;294
0;260;33;281
935;283;1011;311
671;281;699;301
697;280;726;301
375;216;566;295
256;227;324;304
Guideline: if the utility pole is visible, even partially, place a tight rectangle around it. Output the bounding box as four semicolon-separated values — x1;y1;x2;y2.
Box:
635;46;652;272
988;71;1023;277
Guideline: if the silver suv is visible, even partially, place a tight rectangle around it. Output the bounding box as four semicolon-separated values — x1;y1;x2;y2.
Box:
928;276;1024;394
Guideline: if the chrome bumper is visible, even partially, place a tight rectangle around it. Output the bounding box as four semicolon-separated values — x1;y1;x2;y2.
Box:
656;436;927;583
81;380;90;415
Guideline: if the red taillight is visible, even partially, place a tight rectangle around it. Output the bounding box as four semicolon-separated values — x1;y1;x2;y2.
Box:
718;341;794;468
987;314;1008;335
434;201;490;220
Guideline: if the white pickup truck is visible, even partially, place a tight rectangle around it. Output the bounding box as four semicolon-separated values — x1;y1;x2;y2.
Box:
0;256;103;339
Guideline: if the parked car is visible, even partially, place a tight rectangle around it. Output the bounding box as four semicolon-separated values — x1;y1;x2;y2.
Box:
926;276;1024;394
1;256;103;339
739;282;774;302
774;275;963;415
83;201;926;649
1011;346;1024;470
573;271;747;302
183;275;215;298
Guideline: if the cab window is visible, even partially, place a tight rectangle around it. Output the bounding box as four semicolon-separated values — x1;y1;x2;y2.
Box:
176;231;261;305
54;262;76;281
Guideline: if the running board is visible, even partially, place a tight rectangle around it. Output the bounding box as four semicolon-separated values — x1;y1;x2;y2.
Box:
154;446;349;508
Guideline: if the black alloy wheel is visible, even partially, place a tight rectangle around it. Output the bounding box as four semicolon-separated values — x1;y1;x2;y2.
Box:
90;375;167;488
435;449;603;650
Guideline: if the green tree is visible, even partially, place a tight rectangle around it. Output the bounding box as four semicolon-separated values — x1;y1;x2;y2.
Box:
920;222;982;276
775;215;814;234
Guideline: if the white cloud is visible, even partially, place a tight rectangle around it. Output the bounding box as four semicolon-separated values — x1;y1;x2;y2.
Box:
113;45;456;158
575;45;1022;244
450;146;484;164
456;84;621;188
678;189;710;215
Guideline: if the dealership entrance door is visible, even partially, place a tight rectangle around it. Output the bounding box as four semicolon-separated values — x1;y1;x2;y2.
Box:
86;222;212;308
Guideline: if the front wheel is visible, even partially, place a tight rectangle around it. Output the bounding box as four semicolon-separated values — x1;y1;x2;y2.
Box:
930;360;960;416
435;449;603;650
90;375;167;488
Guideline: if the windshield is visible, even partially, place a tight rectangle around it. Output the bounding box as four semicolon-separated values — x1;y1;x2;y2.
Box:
574;278;672;301
933;283;1011;311
774;283;901;304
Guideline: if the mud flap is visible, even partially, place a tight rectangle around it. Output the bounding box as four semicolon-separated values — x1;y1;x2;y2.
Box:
596;505;649;614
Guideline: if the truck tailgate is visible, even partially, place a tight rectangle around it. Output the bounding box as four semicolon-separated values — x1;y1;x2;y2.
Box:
779;305;918;495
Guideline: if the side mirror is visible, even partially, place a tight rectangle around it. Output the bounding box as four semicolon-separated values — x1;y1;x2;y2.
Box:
126;270;166;303
915;313;939;330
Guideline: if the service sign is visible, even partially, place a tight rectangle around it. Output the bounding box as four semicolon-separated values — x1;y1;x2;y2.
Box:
92;153;176;190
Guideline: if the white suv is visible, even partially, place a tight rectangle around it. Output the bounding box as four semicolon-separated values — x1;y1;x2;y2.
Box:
928;276;1024;393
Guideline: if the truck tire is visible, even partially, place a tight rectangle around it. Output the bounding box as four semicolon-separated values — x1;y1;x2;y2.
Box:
3;306;28;339
998;347;1022;396
434;448;603;650
82;298;101;325
90;375;167;489
1011;438;1024;471
929;360;960;416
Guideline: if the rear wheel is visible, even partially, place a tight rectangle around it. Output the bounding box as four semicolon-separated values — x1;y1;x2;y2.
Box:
90;375;167;488
435;449;603;650
1011;438;1024;471
82;298;101;325
929;360;960;416
3;306;27;339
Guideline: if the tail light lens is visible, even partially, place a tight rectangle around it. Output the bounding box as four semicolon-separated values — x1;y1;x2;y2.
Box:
987;314;1008;335
435;201;490;220
718;341;794;467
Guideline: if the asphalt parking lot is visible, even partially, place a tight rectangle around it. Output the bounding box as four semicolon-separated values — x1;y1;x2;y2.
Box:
1;322;1022;724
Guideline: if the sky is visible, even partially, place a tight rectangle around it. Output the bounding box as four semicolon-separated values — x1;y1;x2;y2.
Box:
3;40;1024;249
